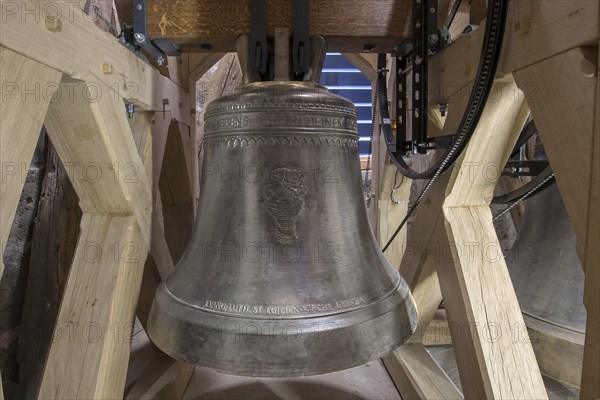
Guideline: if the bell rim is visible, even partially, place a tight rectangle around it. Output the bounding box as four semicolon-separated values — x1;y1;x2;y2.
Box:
160;276;404;321
147;280;417;377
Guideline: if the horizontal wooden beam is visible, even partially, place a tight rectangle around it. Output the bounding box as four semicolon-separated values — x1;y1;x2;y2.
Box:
0;0;190;123
429;0;598;108
143;0;411;53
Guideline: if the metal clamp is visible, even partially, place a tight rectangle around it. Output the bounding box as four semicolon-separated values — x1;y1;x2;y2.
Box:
132;0;180;62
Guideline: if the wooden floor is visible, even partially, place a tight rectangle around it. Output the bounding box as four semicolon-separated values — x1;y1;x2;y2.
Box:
127;315;580;399
183;361;400;400
177;345;580;400
427;345;580;400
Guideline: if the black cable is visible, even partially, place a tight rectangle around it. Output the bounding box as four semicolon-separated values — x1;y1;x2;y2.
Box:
380;0;508;251
380;0;508;180
493;170;556;221
383;181;429;253
492;120;555;205
446;0;463;28
492;166;556;205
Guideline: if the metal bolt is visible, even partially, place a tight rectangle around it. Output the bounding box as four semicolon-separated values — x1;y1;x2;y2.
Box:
133;32;146;43
439;103;448;117
157;55;165;66
136;4;143;10
363;44;375;52
429;7;436;14
126;104;135;119
414;55;423;66
428;34;439;45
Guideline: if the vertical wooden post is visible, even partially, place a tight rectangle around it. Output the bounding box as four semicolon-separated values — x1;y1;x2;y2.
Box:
0;47;61;277
581;51;599;398
38;214;148;399
514;46;599;400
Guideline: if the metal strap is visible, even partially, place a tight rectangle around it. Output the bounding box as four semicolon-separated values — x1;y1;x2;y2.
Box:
248;0;268;74
292;0;311;75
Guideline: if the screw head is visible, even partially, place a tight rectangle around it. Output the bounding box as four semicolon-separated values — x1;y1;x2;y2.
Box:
133;32;146;43
428;34;439;44
136;4;143;10
429;7;436;14
126;104;135;118
157;56;165;66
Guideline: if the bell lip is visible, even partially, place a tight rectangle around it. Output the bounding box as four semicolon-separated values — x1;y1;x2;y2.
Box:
147;280;417;377
160;278;403;320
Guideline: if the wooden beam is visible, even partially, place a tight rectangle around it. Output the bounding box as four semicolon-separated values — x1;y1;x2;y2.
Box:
44;80;153;245
186;53;227;85
159;122;193;206
127;110;194;400
513;47;597;260
377;164;412;266
129;112;155;186
434;82;546;399
125;348;194;399
381;83;460;400
581;45;600;399
38;79;152;397
386;83;543;398
0;47;61;277
38;213;148;399
429;0;599;107
342;53;377;81
383;344;462;400
0;0;189;123
513;46;599;400
144;0;411;53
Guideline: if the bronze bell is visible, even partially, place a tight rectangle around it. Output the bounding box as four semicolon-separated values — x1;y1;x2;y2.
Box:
147;75;417;377
507;184;585;385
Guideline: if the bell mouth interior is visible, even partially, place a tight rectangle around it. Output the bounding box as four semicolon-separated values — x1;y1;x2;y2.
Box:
147;279;417;377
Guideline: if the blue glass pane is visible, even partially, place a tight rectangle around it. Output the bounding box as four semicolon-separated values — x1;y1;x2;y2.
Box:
320;54;373;146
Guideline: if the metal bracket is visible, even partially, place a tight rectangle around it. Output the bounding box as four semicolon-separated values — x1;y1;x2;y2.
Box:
154;38;182;57
503;160;550;178
248;0;268;74
397;0;445;155
410;0;429;154
395;54;408;156
292;0;311;75
132;0;180;62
